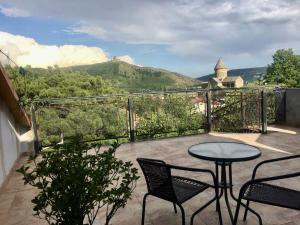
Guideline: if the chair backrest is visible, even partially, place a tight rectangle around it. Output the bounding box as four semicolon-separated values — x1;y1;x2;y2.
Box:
137;158;177;202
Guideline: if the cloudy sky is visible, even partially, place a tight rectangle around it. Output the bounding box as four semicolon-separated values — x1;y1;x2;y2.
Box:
0;0;299;77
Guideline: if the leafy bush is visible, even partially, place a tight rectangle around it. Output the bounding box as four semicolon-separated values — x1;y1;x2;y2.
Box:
134;95;205;138
211;90;261;132
17;138;139;225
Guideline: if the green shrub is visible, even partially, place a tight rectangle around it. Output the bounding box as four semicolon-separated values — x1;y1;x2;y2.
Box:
17;138;139;225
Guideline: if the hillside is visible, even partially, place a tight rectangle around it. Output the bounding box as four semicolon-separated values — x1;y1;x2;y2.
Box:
63;60;199;91
197;67;267;82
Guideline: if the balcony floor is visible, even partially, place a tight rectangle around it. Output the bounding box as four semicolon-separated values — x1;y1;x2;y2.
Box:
1;125;300;225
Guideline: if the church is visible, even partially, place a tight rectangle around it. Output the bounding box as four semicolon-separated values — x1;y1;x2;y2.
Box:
208;58;244;89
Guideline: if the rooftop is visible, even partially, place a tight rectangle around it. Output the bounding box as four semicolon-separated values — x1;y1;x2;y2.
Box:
1;125;300;225
215;58;228;70
222;76;242;82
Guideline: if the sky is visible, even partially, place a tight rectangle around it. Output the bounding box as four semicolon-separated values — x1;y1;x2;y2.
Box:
0;0;300;77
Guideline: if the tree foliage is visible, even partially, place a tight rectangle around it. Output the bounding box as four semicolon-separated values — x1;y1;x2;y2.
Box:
37;100;128;146
5;65;121;104
211;90;261;132
134;94;205;138
17;139;139;225
265;49;300;87
6;65;206;145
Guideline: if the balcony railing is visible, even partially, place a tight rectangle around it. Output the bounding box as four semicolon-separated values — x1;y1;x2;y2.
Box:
30;87;277;152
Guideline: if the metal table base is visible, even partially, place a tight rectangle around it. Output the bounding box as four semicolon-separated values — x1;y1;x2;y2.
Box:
215;162;262;225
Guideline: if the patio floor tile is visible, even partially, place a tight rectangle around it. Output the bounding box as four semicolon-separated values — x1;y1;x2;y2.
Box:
1;125;300;225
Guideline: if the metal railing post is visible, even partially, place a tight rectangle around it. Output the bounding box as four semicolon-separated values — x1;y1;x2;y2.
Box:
206;91;212;133
30;104;40;154
241;92;246;127
128;98;136;142
261;90;267;134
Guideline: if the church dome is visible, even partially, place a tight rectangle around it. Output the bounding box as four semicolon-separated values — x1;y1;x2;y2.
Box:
214;58;228;70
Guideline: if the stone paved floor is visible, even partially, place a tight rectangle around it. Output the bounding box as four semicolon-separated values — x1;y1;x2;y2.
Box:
1;125;300;225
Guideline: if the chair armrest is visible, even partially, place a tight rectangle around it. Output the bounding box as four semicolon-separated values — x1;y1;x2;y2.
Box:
251;154;300;179
166;164;217;187
252;171;300;183
240;171;300;197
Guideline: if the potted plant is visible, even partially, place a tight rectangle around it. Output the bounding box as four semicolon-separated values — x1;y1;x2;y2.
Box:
17;137;139;225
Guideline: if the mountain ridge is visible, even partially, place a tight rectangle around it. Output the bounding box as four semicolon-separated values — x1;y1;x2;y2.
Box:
197;66;267;82
28;61;267;91
62;60;199;91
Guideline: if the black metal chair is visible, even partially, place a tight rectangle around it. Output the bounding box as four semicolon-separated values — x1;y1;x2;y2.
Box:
233;154;300;225
137;158;223;225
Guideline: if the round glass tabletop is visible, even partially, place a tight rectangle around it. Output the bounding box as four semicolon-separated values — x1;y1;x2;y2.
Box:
188;141;261;162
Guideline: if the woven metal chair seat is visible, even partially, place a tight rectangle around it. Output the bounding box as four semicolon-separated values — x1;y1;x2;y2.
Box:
172;176;209;203
243;182;300;210
151;176;209;203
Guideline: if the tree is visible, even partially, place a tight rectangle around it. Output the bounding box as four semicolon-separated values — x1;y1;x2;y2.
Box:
265;49;300;87
17;139;139;225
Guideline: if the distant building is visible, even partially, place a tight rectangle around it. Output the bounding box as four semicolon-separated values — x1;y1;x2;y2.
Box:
208;58;244;89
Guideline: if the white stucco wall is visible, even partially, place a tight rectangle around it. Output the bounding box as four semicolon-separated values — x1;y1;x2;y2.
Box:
0;99;33;187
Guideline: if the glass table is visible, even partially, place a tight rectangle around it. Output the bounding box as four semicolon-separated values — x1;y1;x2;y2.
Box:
188;141;261;224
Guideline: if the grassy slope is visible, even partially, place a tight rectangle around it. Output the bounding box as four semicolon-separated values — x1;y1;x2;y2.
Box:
63;61;199;91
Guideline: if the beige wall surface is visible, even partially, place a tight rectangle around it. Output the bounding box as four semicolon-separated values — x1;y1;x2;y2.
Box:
235;77;244;88
0;99;33;187
216;68;227;80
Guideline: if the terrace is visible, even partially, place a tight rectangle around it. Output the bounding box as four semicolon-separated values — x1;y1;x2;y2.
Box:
1;70;300;225
1;125;300;225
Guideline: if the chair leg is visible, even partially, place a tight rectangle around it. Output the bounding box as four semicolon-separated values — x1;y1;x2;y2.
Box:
141;193;149;225
239;201;262;225
233;196;241;225
216;195;223;225
191;196;219;225
243;200;250;221
173;203;177;214
178;204;185;225
234;198;262;225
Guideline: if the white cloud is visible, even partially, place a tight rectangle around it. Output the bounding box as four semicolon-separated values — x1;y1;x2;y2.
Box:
70;24;107;39
115;55;135;65
0;6;29;17
1;0;300;71
0;31;109;68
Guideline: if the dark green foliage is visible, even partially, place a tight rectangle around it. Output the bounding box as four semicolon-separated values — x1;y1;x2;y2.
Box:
265;49;300;87
134;94;205;138
266;92;276;124
211;90;261;132
5;65;121;104
5;64;206;145
17;138;139;225
6;64;206;145
5;65;129;146
37;99;128;146
36;94;206;145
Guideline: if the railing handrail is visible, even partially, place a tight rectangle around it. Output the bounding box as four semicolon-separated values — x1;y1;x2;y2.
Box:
30;87;265;104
